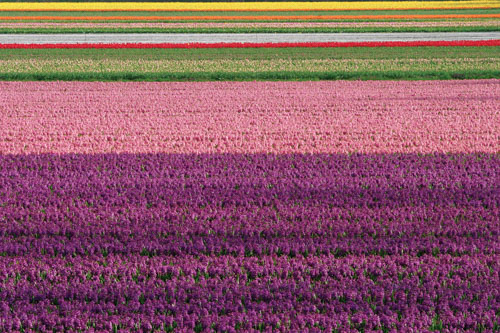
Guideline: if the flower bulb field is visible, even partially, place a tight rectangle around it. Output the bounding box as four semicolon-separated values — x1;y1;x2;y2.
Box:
0;1;499;332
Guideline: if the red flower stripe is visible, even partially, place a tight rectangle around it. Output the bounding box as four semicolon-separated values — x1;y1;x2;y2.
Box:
1;40;499;49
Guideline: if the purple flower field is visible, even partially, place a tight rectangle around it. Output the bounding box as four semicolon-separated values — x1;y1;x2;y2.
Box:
0;153;498;332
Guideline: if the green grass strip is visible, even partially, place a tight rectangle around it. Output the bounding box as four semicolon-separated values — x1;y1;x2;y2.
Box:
0;70;498;81
0;46;498;81
1;46;497;60
0;25;498;34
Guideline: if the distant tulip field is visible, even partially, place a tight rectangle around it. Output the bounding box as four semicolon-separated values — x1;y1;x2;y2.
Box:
0;80;499;331
0;0;498;33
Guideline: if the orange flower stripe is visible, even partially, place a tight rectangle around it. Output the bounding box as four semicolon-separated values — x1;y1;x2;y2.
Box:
2;14;500;21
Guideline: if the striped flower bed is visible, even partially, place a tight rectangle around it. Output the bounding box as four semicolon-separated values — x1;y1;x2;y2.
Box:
2;1;497;32
0;80;498;331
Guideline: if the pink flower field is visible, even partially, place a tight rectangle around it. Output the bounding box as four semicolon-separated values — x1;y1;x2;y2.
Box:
1;80;498;155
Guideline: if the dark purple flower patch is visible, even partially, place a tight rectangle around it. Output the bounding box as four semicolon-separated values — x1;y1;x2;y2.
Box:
0;153;498;332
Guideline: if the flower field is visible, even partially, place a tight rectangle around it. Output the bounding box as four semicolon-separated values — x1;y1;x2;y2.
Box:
1;0;499;332
0;80;499;331
1;80;498;154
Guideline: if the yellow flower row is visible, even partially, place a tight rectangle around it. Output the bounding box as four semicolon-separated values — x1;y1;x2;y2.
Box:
0;1;498;11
